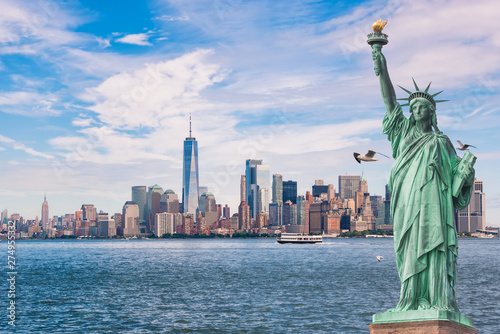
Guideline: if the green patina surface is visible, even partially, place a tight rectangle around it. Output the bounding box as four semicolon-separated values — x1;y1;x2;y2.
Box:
368;23;476;326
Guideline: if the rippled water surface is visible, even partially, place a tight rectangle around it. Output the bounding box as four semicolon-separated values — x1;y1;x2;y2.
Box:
2;238;499;333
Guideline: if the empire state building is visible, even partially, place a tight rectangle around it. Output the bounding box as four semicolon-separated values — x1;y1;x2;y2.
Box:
182;116;199;214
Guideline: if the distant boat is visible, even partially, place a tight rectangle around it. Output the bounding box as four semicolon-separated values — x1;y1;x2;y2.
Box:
277;233;322;244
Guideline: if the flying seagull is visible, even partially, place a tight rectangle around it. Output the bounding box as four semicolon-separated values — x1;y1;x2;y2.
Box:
456;140;476;151
376;256;384;262
353;150;390;164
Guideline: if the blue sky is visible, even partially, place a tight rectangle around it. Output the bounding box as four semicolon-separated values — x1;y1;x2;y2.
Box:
1;0;499;225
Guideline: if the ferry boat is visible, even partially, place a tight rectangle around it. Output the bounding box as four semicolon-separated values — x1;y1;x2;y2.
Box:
276;233;322;244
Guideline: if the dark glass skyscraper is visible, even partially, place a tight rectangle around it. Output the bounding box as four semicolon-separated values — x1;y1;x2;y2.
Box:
182;117;199;214
282;180;297;204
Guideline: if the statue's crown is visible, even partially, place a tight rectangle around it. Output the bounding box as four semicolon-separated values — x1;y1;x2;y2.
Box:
397;79;448;108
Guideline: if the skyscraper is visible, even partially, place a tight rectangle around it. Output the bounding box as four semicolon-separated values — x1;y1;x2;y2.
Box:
182;116;200;215
272;174;283;205
338;175;361;200
132;186;147;223
160;189;180;214
81;204;96;224
312;179;328;198
122;201;140;236
1;209;8;224
41;194;49;229
384;184;392;226
147;184;163;233
282;180;297;204
238;201;251;230
245;159;270;218
457;179;486;233
240;175;246;204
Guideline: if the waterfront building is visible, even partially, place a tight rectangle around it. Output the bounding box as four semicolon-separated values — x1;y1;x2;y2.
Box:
312;179;329;198
256;212;267;229
223;204;230;219
182;116;200;215
327;184;335;201
309;201;332;234
240;175;246;204
269;203;283;226
1;209;7;224
199;192;218;226
147;184;163;233
296;195;306;226
160;189;180;214
323;211;341;235
457;179;486;233
81;204;96;225
272;174;283;205
384;184;392;226
283;200;297;225
156;212;174;236
338;175;361;200
41;194;49;230
97;211;109;222
98;219;116;237
350;219;367;232
230;213;239;230
245;159;270;218
122;201;140;236
132;186;147;224
283;180;297;204
238;201;251;230
370;195;383;218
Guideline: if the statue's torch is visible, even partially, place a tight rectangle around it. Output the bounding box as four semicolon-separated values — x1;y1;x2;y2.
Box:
367;20;389;76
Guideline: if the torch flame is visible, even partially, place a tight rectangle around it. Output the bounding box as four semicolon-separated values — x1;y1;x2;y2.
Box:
372;19;388;32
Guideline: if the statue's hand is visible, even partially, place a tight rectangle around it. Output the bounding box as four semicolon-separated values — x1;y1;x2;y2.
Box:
372;49;386;77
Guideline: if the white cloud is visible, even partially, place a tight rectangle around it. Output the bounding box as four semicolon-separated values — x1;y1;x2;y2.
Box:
115;33;152;46
0;91;60;116
72;117;96;127
96;36;111;48
0;134;54;159
154;14;189;22
82;49;226;130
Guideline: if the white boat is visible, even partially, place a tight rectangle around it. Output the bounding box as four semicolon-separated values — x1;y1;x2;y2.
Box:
277;233;322;244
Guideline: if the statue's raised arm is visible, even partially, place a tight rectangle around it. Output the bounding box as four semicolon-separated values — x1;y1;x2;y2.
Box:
372;47;397;113
367;19;397;114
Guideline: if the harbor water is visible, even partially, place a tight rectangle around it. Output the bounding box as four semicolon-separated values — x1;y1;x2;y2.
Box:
2;237;499;333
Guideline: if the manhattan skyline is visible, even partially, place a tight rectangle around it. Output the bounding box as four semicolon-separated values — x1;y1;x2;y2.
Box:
0;0;499;226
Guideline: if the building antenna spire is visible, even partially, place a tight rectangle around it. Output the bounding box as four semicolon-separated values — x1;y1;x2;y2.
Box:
189;113;192;138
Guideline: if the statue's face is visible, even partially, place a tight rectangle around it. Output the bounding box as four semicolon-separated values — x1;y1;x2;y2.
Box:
411;101;432;123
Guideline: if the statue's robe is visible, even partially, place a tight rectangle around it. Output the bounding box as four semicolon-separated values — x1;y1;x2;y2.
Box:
383;104;473;311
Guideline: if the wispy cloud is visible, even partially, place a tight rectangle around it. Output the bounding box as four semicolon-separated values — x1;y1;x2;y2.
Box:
0;134;54;159
115;33;152;46
0;91;60;116
154;14;189;22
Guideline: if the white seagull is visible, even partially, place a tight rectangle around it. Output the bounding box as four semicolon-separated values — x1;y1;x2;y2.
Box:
456;140;476;151
353;150;390;164
376;255;384;262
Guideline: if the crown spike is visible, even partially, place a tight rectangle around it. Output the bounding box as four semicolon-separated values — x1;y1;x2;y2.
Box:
424;82;432;93
434;100;449;103
398;85;413;95
412;78;420;91
431;90;444;97
400;103;410;107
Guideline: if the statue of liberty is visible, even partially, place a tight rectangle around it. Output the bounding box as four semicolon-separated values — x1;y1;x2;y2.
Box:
369;21;476;313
